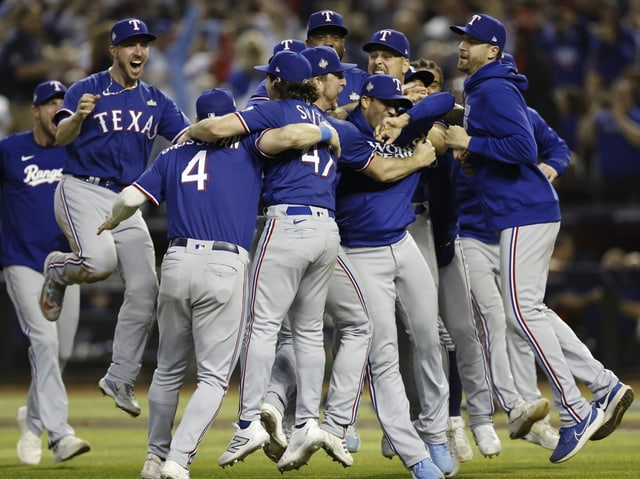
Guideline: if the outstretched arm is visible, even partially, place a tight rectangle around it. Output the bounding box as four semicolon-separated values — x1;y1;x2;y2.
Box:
97;186;148;234
181;113;246;143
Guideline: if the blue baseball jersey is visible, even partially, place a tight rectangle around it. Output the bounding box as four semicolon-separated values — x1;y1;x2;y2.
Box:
0;132;70;270
133;136;263;251
334;93;455;247
236;100;338;209
54;71;190;185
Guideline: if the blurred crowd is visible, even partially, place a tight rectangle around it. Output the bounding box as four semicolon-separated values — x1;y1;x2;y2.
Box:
1;0;639;204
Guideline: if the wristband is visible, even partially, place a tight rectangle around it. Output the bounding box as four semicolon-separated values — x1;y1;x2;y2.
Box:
319;124;333;142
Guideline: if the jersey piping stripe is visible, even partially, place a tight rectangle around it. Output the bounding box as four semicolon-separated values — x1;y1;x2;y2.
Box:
186;273;247;462
506;227;582;423
335;253;369;422
238;217;277;410
456;239;495;415
471;290;510;412
58;176;84;258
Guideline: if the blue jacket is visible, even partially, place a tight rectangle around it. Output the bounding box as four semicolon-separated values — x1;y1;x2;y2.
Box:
462;60;560;232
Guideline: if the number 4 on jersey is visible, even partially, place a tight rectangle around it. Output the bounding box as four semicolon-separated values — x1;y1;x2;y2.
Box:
181;150;209;190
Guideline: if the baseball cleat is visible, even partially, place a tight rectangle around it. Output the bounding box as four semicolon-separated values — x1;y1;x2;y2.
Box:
447;416;473;462
523;416;559;450
51;435;91;463
471;424;501;458
550;404;604;463
410;457;445;479
160;459;190;479
277;419;324;472
345;424;360;453
141;452;164;479
508;398;550;439
16;406;42;465
322;429;353;467
445;428;461;477
39;251;67;321
99;376;141;417
381;434;396;459
218;421;269;467
590;381;634;441
427;442;453;476
260;403;287;462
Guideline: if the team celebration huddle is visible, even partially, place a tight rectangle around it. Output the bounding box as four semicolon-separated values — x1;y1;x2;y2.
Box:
1;6;635;479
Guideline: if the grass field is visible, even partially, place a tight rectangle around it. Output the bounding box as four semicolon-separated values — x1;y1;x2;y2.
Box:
1;383;639;479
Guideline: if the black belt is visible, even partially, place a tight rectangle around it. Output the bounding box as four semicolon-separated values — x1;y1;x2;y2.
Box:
169;237;239;254
72;175;125;193
285;205;335;218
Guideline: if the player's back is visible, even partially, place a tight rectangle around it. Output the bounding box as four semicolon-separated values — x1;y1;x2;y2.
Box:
135;137;262;251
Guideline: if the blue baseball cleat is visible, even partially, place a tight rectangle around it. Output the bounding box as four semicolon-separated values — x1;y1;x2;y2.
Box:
549;404;604;464
590;381;634;441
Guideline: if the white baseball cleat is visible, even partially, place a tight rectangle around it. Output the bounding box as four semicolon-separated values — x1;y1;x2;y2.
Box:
322;429;353;467
99;376;141;417
471;424;501;458
260;403;287;462
218;421;269;467
523;416;559;450
448;416;473;462
160;459;190;479
508;398;550;439
51;435;91;463
16;406;42;465
277;419;324;472
141;452;164;479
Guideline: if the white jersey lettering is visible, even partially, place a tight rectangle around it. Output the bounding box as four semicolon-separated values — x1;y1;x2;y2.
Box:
92;109;158;139
23;164;63;186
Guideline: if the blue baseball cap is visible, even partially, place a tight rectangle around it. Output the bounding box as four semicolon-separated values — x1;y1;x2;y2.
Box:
111;18;156;46
300;46;357;77
363;29;410;59
196;88;236;119
306;10;348;37
32;80;67;106
254;51;312;83
269;39;306;61
404;66;435;87
361;74;412;109
450;14;506;51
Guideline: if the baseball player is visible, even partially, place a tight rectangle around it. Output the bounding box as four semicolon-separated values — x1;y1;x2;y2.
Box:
38;18;190;417
357;30;466;476
334;72;456;479
446;13;634;464
184;51;345;473
1;81;89;464
258;46;372;468
304;10;369;114
97;87;337;479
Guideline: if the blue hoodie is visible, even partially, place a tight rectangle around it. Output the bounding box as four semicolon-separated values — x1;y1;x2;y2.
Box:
462;60;560;232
